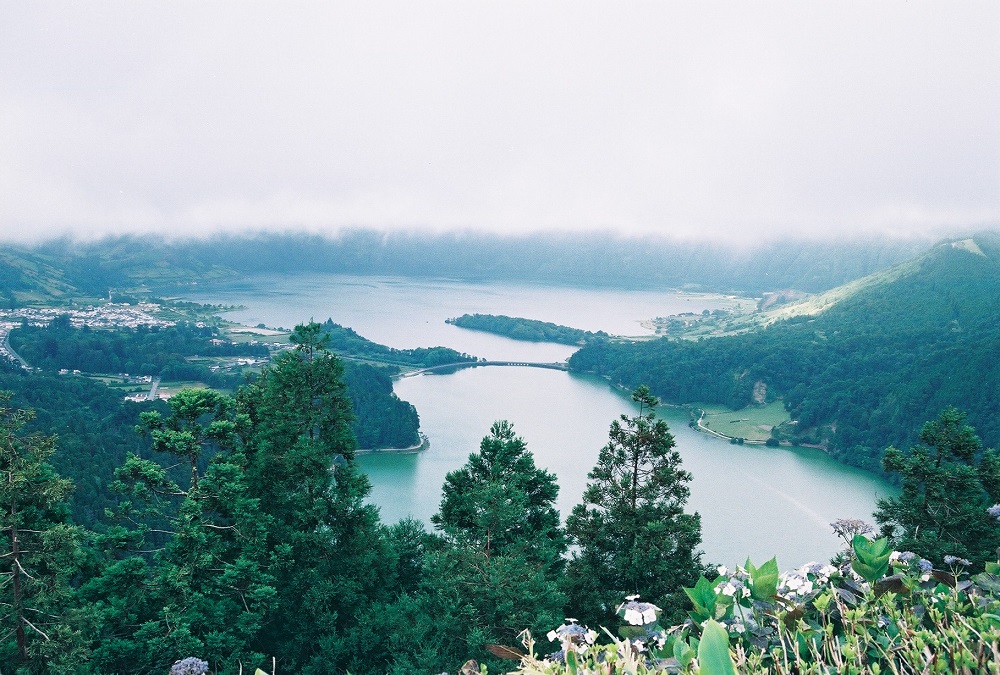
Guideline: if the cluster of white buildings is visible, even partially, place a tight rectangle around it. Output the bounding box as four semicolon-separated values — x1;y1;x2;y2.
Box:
0;302;177;331
0;302;179;370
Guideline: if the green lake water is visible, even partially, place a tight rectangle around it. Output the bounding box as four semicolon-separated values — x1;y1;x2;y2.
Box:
180;274;894;567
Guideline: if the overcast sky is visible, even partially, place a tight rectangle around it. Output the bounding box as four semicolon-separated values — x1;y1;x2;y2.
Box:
1;2;998;245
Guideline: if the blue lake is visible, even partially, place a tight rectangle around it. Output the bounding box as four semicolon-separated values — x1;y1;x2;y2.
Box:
181;275;893;567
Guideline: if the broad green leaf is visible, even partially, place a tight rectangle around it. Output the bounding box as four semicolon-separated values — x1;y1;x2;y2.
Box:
972;572;1000;594
851;535;891;582
684;576;718;623
697;620;736;675
674;637;696;668
565;649;579;675
747;557;779;601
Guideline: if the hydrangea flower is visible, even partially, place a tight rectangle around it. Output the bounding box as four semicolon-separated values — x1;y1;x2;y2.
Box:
546;620;597;650
800;562;837;581
778;571;814;599
943;555;971;567
170;658;209;675
716;578;751;599
988;503;1000;521
618;598;660;625
727;620;746;634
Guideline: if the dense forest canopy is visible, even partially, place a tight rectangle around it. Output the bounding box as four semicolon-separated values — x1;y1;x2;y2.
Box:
3;339;998;673
570;236;1000;474
0;367;163;528
9;319;267;388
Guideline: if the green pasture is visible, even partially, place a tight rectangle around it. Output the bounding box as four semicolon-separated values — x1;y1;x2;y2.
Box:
695;399;789;442
223;326;291;345
155;381;212;398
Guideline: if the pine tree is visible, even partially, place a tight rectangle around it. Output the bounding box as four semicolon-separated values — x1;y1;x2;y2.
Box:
239;322;390;673
875;407;1000;569
368;421;567;675
0;392;90;673
564;385;704;628
87;388;274;673
432;419;565;564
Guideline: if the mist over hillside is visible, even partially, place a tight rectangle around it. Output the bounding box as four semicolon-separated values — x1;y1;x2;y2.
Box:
0;230;935;303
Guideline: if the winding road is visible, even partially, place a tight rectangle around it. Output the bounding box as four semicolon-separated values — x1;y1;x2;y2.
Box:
0;325;31;369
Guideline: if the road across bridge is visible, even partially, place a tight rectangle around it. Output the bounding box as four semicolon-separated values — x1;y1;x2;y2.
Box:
399;360;569;377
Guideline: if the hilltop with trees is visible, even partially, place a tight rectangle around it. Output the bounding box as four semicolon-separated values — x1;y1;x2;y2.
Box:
569;234;1000;474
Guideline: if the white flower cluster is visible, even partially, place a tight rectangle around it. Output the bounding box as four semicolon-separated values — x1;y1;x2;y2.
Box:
546;620;598;654
618;596;660;626
716;578;751;599
777;562;837;601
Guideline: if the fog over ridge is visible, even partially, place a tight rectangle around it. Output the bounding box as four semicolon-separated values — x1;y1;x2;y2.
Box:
2;2;997;244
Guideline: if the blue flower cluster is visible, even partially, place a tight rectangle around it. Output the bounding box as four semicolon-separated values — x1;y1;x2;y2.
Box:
169;657;209;675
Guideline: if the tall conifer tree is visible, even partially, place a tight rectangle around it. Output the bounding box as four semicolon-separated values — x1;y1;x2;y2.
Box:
88;388;274;673
368;421;566;675
564;386;704;628
0;392;90;672
239;322;390;673
875;407;1000;569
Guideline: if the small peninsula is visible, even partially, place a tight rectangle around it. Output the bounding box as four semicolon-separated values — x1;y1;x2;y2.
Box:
446;313;606;345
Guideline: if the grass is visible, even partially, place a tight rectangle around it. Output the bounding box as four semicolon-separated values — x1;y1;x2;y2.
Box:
696;400;789;442
155;381;212;398
223;325;292;345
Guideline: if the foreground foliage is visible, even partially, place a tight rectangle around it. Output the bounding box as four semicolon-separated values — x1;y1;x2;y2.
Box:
507;535;1000;674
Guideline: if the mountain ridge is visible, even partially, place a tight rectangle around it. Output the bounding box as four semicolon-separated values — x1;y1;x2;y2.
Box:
0;230;933;303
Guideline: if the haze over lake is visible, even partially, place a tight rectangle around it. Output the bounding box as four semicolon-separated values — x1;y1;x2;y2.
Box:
180;274;892;567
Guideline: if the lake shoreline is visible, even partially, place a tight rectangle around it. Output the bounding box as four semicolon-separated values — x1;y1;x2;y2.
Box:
356;433;429;455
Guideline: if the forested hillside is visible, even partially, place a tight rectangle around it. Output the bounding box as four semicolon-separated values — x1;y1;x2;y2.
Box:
10;318;267;388
0;367;163;528
320;318;477;367
342;362;420;448
570;236;1000;473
